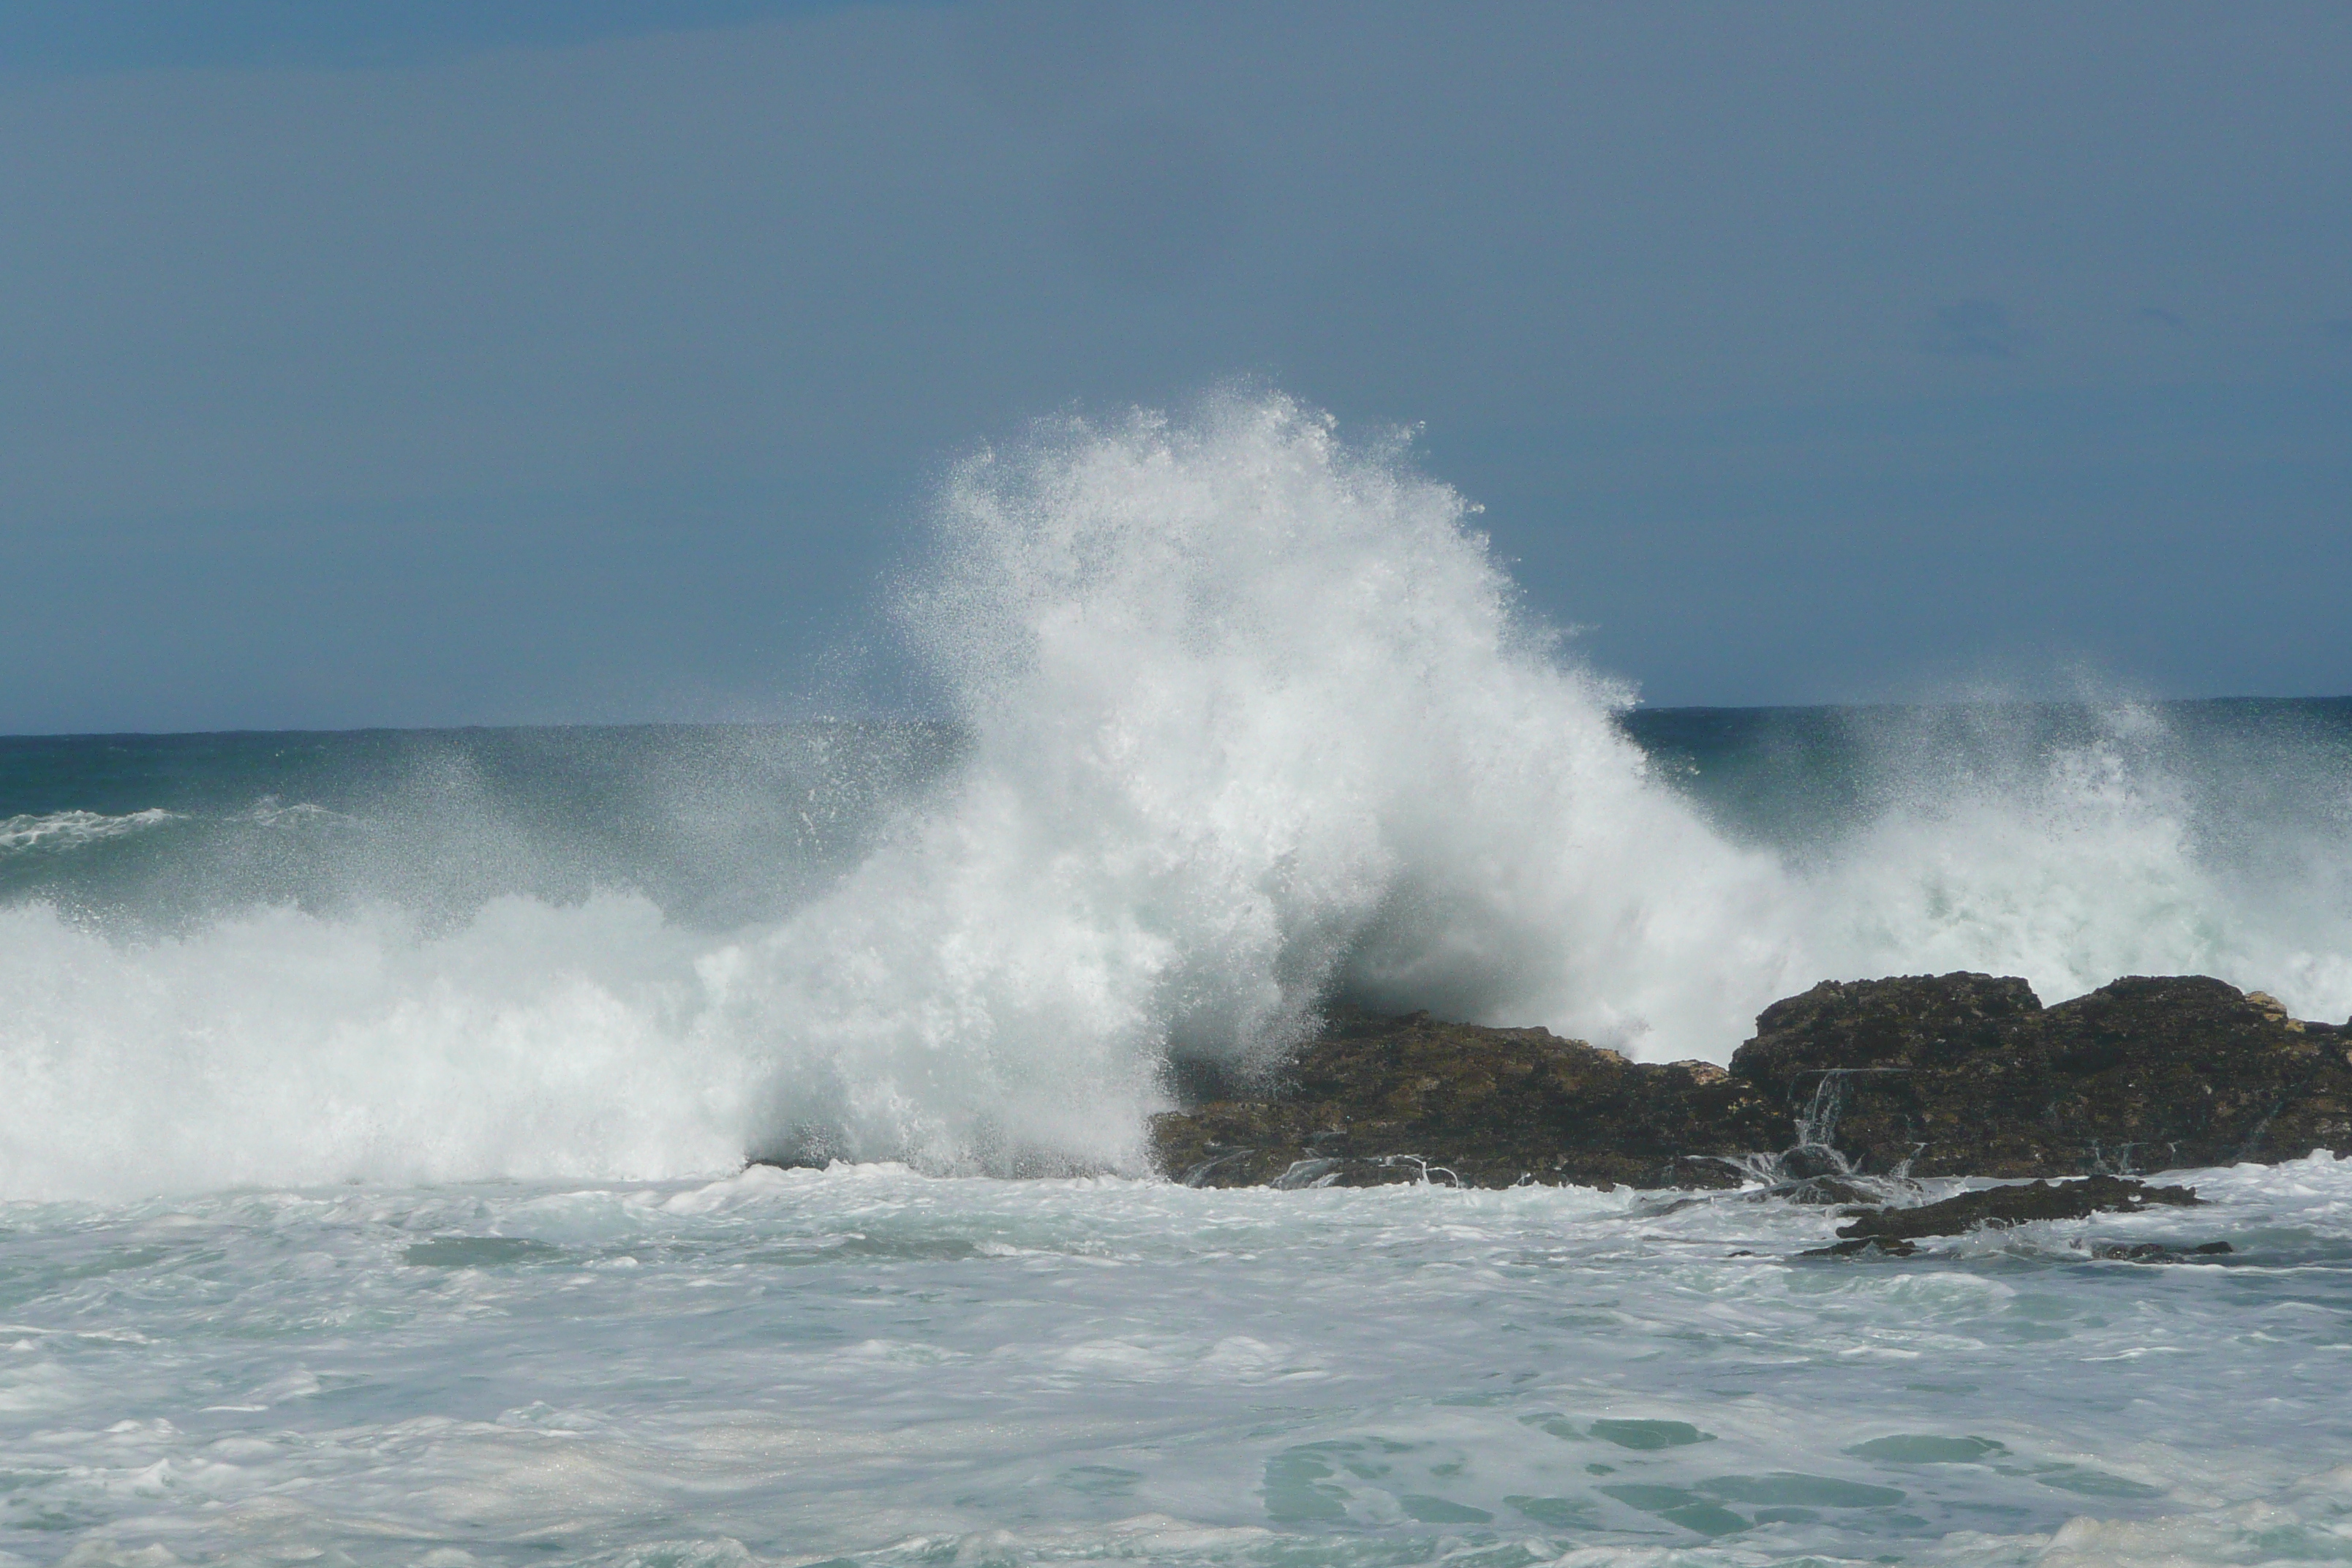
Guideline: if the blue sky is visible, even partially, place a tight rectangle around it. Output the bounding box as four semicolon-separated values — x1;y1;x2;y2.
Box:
4;1;2348;731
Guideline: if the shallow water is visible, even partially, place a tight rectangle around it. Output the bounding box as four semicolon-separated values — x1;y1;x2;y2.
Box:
7;1156;2349;1567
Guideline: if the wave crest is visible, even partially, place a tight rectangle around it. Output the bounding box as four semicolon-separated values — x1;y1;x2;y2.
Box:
0;807;178;856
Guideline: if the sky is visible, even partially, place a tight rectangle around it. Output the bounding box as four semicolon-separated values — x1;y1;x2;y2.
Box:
4;0;2348;732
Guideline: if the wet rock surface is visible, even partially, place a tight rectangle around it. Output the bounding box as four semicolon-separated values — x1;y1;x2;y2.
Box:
1802;1175;2231;1261
1150;1009;1780;1191
1150;974;2352;1189
1738;974;2352;1177
1834;1175;2199;1243
2091;1240;2234;1262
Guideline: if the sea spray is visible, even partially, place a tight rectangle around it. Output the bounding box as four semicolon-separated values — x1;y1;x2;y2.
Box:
1;393;2348;1197
0;894;751;1200
719;394;1807;1171
1802;706;2352;1012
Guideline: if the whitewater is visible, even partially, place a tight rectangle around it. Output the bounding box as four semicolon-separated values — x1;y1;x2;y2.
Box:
4;396;2348;1196
4;394;2351;1564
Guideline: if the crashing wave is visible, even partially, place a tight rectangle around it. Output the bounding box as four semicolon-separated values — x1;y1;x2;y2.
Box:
1;393;2348;1198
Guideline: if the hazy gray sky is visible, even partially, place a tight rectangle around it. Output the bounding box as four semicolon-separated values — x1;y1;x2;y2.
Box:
5;1;2348;731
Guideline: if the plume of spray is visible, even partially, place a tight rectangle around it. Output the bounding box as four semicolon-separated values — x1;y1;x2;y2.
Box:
717;395;1812;1172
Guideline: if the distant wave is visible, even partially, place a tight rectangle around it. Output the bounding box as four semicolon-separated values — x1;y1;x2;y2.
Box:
0;807;178;856
0;799;351;859
238;796;357;829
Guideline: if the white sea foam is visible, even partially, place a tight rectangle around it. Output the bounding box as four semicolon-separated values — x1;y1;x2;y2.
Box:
4;1155;2348;1564
1;393;2348;1196
0;807;176;854
239;795;355;828
0;895;753;1200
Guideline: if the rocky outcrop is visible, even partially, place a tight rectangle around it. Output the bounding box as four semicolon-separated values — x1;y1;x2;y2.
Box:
1835;1173;2199;1242
1802;1175;2212;1257
1740;974;2352;1176
1150;974;2352;1188
1152;1009;1779;1190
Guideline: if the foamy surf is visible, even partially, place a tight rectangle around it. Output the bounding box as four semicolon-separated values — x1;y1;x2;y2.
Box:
1;393;2348;1197
4;1154;2348;1564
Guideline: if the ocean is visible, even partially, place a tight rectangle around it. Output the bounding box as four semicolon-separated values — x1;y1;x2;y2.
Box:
4;396;2350;1565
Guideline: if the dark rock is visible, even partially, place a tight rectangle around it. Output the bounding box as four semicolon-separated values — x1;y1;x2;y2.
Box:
1801;1237;1919;1259
1803;1177;2216;1259
1836;1175;2199;1243
1775;1145;1851;1181
1149;974;2352;1189
1778;1175;1885;1206
1151;1008;1779;1190
2093;1243;2169;1261
2092;1240;2234;1262
1733;973;2352;1177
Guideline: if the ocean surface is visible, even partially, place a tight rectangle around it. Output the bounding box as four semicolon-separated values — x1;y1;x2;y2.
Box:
5;396;2351;1564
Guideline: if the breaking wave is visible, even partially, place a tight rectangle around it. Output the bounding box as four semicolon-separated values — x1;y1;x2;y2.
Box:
2;393;2348;1199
